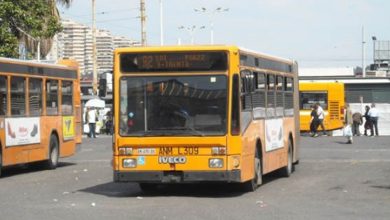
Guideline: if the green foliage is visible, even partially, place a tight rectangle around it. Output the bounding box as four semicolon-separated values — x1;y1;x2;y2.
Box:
0;0;63;58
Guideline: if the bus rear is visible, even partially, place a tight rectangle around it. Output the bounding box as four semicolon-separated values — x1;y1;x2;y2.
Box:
299;82;345;133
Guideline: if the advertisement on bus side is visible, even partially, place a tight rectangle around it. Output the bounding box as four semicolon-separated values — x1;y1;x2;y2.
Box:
5;117;40;147
62;116;75;140
265;118;284;152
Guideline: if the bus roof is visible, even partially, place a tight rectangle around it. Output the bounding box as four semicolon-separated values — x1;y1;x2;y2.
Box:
114;45;294;65
0;57;78;71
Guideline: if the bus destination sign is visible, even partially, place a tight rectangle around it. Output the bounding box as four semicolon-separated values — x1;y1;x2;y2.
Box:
120;52;227;72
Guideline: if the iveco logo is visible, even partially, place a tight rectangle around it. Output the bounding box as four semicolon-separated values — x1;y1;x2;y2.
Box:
158;156;186;164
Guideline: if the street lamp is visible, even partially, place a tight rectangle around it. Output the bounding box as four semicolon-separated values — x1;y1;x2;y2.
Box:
159;0;164;45
178;25;205;45
372;36;377;64
194;7;229;44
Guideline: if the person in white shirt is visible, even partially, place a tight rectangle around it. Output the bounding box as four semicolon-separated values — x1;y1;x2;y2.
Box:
87;107;98;138
315;103;326;136
368;103;379;136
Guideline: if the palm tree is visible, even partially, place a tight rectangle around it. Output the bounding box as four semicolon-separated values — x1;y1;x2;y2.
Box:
22;0;73;59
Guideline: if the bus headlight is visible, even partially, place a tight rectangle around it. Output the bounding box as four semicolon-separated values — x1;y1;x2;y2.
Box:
209;158;224;168
211;147;226;155
123;158;137;168
119;147;133;155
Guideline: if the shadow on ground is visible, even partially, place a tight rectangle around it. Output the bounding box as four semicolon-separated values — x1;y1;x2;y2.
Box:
79;170;283;198
1;162;76;178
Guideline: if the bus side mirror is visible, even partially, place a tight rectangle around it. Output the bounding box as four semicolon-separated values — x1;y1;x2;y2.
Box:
98;78;107;97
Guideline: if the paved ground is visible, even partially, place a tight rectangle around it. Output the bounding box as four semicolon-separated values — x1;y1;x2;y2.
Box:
0;135;389;220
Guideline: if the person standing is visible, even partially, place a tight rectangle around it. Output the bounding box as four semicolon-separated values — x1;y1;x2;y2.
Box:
363;105;372;136
344;104;353;144
368;103;379;136
309;105;319;137
352;111;363;136
315;103;326;136
88;107;98;138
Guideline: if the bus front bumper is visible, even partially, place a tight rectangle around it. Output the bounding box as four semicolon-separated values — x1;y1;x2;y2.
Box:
113;170;241;183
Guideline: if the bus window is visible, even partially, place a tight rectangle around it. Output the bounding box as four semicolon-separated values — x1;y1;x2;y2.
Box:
0;76;6;116
11;77;26;116
252;72;266;118
299;92;328;110
276;76;284;116
29;78;43;116
240;70;252;111
284;77;294;116
46;80;59;115
231;74;240;135
61;81;73;115
266;74;275;117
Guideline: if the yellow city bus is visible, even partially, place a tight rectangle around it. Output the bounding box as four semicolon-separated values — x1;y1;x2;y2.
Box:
112;45;300;191
299;82;345;133
0;58;82;176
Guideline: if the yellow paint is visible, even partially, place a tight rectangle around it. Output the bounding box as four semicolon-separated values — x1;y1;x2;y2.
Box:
62;116;75;140
113;45;300;184
299;82;345;132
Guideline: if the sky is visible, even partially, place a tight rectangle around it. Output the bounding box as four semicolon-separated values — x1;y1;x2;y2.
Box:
59;0;390;68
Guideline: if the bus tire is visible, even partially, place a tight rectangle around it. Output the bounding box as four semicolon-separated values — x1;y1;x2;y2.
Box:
46;134;59;170
139;183;158;192
242;147;262;192
280;139;293;177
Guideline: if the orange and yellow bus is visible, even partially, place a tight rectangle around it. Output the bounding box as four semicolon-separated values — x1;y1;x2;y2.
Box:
299;82;345;133
112;46;300;191
0;58;82;176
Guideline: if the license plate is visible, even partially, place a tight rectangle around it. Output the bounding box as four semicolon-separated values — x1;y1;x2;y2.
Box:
159;147;199;155
138;148;156;155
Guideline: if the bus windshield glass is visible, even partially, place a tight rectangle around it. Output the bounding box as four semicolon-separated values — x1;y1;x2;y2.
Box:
119;75;227;136
299;92;328;110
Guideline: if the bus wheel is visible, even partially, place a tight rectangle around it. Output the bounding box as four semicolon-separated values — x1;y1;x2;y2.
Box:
139;183;158;192
242;148;262;192
280;139;293;177
46;135;59;170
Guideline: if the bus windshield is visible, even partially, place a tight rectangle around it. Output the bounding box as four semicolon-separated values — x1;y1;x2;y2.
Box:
119;75;227;136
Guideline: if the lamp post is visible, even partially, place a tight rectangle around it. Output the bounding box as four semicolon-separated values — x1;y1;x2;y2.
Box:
362;26;366;78
178;25;205;45
194;7;229;44
159;0;164;45
372;36;377;64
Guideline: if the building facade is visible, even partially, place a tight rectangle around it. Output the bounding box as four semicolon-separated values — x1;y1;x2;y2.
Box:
47;19;139;76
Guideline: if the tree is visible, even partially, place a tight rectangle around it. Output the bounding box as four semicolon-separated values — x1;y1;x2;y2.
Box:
0;0;72;58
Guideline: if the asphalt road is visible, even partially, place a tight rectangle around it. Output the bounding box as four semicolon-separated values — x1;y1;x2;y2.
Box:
1;135;389;220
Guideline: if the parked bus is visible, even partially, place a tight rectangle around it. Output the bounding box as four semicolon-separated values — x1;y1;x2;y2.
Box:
112;45;300;191
0;58;82;176
299;82;345;133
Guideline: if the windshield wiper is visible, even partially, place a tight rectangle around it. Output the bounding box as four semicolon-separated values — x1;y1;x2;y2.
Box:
144;127;205;137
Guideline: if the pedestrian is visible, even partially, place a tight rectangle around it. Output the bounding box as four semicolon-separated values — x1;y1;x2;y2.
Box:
352;111;363;136
87;107;98;138
309;105;319;137
344;103;353;144
315;103;326;136
363;105;372;136
368;103;379;136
